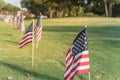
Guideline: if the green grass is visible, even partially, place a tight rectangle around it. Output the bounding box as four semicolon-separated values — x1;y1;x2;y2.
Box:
0;17;120;80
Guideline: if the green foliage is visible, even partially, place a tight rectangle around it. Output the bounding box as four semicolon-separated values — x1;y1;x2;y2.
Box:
21;0;120;17
0;0;20;13
21;0;49;16
70;6;84;17
2;3;20;12
113;4;120;17
0;0;5;11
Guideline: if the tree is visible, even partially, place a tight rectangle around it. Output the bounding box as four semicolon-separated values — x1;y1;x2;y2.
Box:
103;0;120;17
2;3;19;11
0;0;5;11
21;0;48;17
103;0;108;17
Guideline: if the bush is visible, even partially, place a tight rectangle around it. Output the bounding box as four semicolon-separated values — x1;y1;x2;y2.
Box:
84;12;100;17
70;6;84;17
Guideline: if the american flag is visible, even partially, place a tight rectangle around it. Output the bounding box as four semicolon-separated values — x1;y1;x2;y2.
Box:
19;13;25;32
35;16;42;42
64;28;90;80
19;22;33;48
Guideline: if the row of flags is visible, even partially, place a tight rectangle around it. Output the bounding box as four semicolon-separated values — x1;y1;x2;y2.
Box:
3;12;26;33
19;13;25;32
3;13;90;80
4;14;20;26
19;15;42;48
19;20;90;79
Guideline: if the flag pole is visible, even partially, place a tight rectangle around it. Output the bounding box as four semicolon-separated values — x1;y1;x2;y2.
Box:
85;25;90;80
88;72;91;80
32;19;35;68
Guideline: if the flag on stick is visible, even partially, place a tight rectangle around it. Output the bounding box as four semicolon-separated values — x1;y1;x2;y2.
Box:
64;27;90;80
19;22;33;48
19;13;25;32
35;15;42;48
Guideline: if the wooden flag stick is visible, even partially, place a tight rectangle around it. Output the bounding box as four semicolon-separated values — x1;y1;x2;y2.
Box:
88;72;91;80
32;19;35;68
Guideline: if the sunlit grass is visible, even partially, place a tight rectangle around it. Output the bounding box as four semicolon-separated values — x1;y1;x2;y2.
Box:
0;17;120;80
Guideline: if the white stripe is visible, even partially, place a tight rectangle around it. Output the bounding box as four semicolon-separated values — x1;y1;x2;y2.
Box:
20;39;32;48
68;65;90;80
37;36;42;41
20;34;32;43
23;32;33;38
35;27;42;40
36;28;42;35
74;50;88;59
65;46;73;61
66;51;72;62
64;57;89;78
36;27;42;32
66;56;73;67
64;50;89;78
77;65;90;70
36;31;42;39
64;51;89;78
37;30;42;36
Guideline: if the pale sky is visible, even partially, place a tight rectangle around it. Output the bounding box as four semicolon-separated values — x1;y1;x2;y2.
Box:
4;0;21;8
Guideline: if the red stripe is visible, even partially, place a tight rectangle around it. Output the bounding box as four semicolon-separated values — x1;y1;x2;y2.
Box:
76;69;90;74
70;56;89;73
66;52;72;63
65;59;73;73
22;34;32;40
68;63;90;80
36;28;42;40
74;54;89;63
36;29;42;36
64;61;90;80
19;41;32;48
20;37;32;45
35;27;42;41
37;36;42;41
36;31;42;40
66;46;72;57
78;62;90;66
64;53;90;80
69;69;90;80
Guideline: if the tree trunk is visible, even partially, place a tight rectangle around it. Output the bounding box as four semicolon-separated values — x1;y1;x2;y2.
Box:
49;7;53;18
109;0;113;17
63;0;67;17
103;0;109;17
68;5;72;17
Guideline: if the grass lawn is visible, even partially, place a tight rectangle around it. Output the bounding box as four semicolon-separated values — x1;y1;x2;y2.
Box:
0;17;120;80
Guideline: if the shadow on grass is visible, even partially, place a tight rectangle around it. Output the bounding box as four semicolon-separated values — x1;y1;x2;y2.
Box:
5;40;19;45
1;33;12;36
0;61;59;80
43;25;120;34
43;26;83;33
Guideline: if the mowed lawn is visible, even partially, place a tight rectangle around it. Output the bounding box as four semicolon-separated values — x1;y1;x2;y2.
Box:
0;17;120;80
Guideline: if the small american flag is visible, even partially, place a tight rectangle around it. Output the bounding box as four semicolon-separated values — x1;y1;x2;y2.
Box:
19;22;33;48
19;13;25;32
35;16;42;42
64;27;90;80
